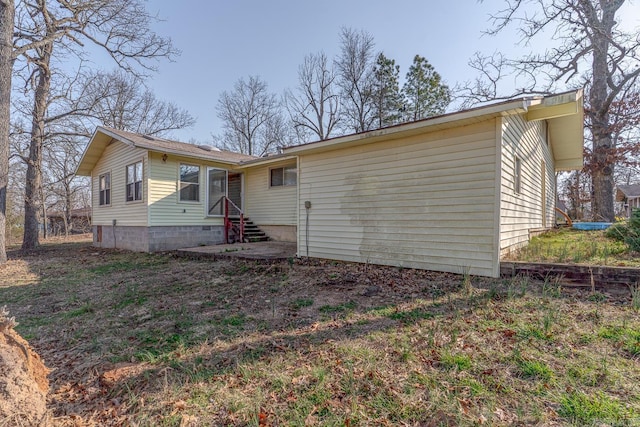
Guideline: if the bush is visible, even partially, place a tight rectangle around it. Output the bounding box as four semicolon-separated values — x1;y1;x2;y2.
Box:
624;209;640;252
605;221;630;241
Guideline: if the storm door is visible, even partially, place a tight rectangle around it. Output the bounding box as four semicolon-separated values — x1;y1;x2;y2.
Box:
207;168;227;216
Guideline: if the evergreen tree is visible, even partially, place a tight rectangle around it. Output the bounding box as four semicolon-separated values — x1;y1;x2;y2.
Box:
402;55;450;121
371;53;403;128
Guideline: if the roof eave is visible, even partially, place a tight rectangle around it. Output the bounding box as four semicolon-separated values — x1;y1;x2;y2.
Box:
139;145;241;166
527;90;584;172
236;154;298;168
283;99;529;156
75;127;119;176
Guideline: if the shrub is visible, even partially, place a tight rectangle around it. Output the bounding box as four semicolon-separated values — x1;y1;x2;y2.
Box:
608;210;640;251
604;221;629;241
624;209;640;252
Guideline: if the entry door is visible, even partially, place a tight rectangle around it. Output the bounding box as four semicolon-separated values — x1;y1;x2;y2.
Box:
207;168;227;216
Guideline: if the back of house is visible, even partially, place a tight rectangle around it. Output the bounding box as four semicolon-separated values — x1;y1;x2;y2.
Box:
76;90;583;277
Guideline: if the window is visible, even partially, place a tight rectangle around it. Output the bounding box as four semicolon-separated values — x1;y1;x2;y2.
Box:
270;165;297;187
126;161;143;202
179;164;200;202
99;172;110;206
514;156;522;194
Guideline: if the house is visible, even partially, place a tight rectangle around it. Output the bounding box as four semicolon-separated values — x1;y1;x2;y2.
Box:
76;90;584;277
616;184;640;217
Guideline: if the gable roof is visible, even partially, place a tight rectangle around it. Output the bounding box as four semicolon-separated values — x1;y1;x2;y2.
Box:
616;184;640;201
76;127;257;176
284;90;584;171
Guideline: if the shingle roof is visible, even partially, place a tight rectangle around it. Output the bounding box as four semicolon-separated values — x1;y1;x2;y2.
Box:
617;184;640;200
101;127;257;164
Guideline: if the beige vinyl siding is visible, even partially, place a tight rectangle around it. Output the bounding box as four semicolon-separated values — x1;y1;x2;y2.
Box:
500;115;555;254
244;159;297;226
92;141;148;226
298;120;499;277
148;152;233;226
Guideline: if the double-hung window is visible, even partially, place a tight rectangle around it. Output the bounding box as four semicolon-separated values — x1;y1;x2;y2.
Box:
270;165;297;187
99;172;110;206
179;164;200;202
126;161;143;202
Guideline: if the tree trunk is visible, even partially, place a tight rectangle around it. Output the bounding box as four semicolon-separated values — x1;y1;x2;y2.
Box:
588;2;616;222
0;0;15;264
22;43;53;250
64;181;71;237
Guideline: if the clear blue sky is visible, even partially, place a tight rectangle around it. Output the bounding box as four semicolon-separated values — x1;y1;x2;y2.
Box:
111;0;640;143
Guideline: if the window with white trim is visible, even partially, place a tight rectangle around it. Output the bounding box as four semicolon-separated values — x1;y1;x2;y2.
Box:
126;161;143;202
99;172;110;206
270;165;297;187
179;164;200;202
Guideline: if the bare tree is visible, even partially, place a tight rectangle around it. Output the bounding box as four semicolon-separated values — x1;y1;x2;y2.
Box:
216;76;287;156
43;137;89;236
560;171;591;220
285;52;340;142
335;28;376;133
0;0;14;263
76;70;195;136
459;0;640;221
12;0;176;249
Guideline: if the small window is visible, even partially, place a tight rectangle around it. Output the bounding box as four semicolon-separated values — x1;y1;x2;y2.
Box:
99;172;110;206
126;161;143;202
179;164;200;202
270;165;297;187
514;156;522;194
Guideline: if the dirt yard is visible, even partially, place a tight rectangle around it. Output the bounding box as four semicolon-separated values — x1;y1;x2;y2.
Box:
1;237;639;426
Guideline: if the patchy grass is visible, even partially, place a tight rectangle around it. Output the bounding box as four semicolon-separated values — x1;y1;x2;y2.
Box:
506;228;638;266
1;239;639;426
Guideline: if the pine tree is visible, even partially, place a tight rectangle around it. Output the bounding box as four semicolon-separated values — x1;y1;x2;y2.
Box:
371;53;403;128
403;55;450;121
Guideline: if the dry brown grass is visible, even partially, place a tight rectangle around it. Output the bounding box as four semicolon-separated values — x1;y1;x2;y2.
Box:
1;240;638;426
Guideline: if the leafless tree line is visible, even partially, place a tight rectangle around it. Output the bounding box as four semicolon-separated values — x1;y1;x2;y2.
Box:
0;0;195;261
216;28;452;156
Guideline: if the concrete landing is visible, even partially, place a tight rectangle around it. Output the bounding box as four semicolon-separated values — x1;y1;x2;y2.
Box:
176;241;297;261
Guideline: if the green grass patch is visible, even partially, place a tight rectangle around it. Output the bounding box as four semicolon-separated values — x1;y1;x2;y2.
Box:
290;298;313;309
516;358;554;381
440;352;473;371
387;307;434;323
220;314;246;327
599;325;640;356
517;324;553;341
558;391;634;425
64;304;94;318
508;228;633;266
318;300;357;313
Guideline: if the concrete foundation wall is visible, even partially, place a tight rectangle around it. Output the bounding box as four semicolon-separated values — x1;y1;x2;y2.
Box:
260;225;297;242
93;225;225;252
94;225;149;251
148;226;225;251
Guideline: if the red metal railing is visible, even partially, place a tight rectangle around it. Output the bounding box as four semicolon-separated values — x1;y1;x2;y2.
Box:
209;196;245;243
224;197;244;244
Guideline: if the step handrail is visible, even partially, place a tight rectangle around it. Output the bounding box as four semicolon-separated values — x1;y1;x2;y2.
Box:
222;196;244;243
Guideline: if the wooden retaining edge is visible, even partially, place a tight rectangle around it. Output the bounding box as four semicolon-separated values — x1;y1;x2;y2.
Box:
500;261;640;288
